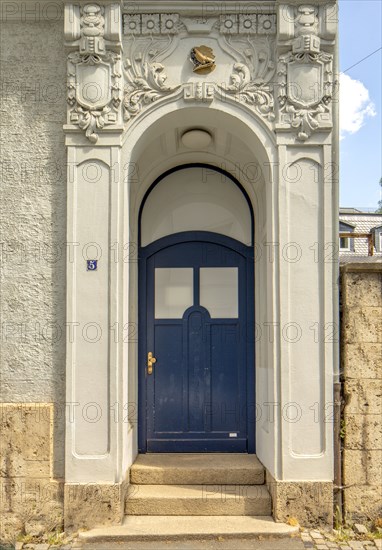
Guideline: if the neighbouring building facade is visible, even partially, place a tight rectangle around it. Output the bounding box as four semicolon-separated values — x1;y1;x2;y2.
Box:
1;0;341;540
339;208;382;260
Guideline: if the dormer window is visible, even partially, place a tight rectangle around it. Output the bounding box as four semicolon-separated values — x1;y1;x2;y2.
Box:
372;226;382;253
339;222;355;251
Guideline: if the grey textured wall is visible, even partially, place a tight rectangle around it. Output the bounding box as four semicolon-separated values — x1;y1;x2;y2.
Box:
0;20;66;405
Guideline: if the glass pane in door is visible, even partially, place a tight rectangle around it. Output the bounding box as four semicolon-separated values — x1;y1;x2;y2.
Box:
200;267;238;318
155;268;193;318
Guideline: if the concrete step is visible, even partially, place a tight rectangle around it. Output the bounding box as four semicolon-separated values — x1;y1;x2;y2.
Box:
130;454;265;485
125;484;271;516
79;515;299;542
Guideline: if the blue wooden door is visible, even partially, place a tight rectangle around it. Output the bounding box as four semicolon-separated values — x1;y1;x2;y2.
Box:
139;232;254;452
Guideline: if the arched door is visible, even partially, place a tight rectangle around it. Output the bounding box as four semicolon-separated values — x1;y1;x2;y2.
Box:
138;166;255;453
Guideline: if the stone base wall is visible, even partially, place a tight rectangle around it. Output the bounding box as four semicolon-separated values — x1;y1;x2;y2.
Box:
341;264;382;524
266;472;333;528
64;482;128;532
0;403;128;543
0;404;64;543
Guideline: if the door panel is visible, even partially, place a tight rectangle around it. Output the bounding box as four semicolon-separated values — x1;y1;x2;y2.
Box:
210;323;242;433
153;324;183;432
140;234;254;453
188;310;206;432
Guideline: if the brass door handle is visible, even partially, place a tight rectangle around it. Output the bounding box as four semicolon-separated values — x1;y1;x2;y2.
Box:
147;352;156;375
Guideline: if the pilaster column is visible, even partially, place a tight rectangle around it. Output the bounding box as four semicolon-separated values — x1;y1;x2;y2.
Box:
63;1;125;486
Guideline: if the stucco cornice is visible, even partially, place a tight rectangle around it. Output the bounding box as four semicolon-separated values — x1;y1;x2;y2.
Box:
276;0;337;4
123;1;276;16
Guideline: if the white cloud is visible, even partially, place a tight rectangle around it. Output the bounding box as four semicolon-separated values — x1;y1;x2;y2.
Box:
340;73;376;138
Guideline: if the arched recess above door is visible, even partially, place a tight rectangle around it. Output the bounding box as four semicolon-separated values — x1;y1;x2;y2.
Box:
140;164;253;247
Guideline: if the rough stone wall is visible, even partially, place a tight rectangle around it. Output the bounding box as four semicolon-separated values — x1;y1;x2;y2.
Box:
0;404;64;543
341;264;382;523
0;16;66;476
64;483;127;532
266;473;333;528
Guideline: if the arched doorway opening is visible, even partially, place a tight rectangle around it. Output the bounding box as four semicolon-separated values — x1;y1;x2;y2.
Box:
138;164;255;453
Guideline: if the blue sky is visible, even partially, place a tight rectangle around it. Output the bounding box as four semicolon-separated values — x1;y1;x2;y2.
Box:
339;0;382;208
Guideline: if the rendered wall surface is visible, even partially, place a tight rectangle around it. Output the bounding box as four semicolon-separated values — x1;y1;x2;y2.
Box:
0;17;66;403
341;264;382;523
0;15;67;481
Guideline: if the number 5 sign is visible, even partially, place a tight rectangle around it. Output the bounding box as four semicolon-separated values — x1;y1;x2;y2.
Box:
87;260;98;271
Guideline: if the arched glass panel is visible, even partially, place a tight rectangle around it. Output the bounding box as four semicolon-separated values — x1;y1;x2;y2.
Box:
141;167;252;246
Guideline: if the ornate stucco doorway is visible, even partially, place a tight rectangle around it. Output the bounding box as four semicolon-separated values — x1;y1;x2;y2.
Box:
63;0;338;527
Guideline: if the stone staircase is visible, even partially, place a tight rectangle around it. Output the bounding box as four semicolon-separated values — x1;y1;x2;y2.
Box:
125;453;272;517
78;455;299;543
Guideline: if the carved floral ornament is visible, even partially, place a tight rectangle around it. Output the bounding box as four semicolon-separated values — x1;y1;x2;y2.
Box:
122;12;277;126
65;4;335;143
123;58;180;121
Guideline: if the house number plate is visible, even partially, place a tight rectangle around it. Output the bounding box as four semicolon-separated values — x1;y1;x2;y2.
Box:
87;260;98;271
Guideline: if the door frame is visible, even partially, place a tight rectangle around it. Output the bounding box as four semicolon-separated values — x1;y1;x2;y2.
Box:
137;164;255;453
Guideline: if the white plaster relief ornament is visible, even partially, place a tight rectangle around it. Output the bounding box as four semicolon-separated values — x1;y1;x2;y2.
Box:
222;63;275;121
123;57;180;120
218;31;276;122
122;12;277;127
278;48;333;141
277;4;333;140
66;4;333;143
122;13;181;120
67;4;122;143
